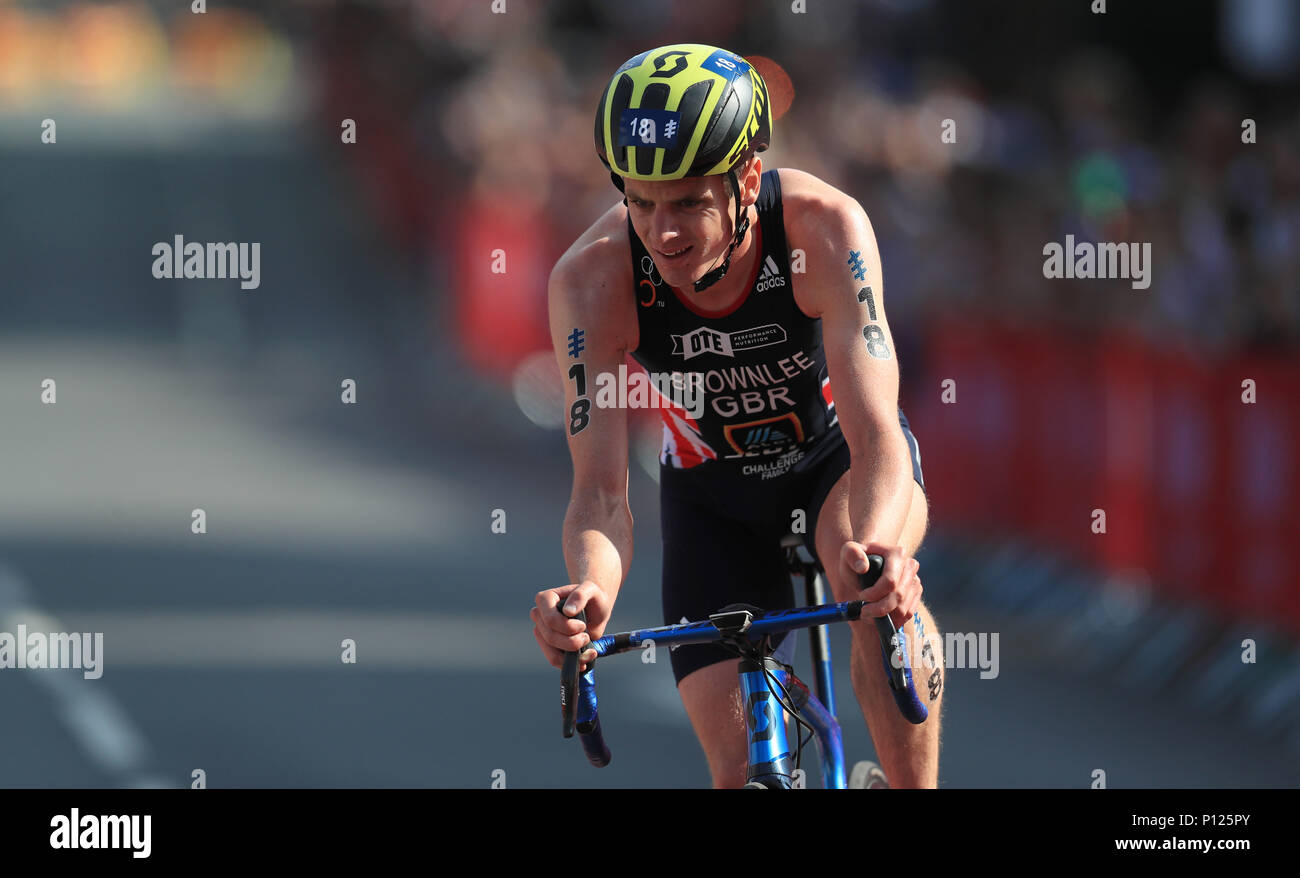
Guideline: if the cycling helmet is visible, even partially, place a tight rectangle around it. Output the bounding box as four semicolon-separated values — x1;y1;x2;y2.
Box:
594;44;772;291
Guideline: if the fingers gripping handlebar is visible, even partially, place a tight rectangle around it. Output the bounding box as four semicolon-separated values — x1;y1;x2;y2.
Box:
860;555;928;725
559;610;611;766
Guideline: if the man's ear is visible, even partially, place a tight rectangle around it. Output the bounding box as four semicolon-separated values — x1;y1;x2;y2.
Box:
739;154;763;206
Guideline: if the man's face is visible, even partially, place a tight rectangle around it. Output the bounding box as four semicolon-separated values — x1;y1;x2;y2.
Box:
623;173;735;288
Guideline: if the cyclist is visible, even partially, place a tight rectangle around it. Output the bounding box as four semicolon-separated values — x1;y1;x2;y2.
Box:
531;44;943;788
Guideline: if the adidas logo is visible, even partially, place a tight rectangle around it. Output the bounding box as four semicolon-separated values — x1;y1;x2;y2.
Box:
756;255;787;292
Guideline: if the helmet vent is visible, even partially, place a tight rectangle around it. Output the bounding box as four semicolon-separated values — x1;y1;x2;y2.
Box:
610;73;635;171
660;80;712;176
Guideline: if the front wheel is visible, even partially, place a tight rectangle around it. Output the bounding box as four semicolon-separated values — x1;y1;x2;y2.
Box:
848;760;889;789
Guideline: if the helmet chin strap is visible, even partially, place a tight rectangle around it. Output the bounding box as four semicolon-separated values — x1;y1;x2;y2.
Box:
692;168;748;293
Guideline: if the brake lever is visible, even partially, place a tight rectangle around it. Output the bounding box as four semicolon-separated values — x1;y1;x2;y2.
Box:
560;608;587;738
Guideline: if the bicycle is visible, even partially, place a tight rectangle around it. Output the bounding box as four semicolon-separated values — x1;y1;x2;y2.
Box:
559;537;930;788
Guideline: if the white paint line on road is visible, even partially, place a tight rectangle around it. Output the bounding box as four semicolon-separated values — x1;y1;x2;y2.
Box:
41;609;545;670
0;563;167;787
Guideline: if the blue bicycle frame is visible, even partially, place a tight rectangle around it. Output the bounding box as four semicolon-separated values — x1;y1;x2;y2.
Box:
560;554;930;788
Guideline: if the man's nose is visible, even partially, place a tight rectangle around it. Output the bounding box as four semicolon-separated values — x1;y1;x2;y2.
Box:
650;208;681;244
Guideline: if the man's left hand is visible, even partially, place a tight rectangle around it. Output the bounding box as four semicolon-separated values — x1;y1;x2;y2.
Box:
841;541;922;628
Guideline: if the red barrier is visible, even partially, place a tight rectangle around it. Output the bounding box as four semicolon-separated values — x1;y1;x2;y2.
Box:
914;319;1020;533
1225;358;1300;628
913;320;1300;634
1097;333;1157;576
1148;346;1225;607
452;196;553;381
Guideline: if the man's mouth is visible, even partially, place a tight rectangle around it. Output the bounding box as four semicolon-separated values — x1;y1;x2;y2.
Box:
657;245;692;262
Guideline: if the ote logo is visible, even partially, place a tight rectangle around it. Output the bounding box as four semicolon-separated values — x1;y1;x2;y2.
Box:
670;323;787;360
677;327;728;358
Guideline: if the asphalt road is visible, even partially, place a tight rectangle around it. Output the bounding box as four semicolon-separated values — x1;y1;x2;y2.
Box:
1;125;1296;788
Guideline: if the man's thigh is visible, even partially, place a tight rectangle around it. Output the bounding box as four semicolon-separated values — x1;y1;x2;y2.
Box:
659;475;797;686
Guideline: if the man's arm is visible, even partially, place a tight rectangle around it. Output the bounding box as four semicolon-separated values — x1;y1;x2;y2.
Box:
532;224;637;669
785;170;918;619
553;245;635;608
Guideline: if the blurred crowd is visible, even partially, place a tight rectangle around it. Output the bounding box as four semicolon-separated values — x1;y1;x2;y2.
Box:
308;0;1300;379
10;1;1287;371
2;1;1295;365
0;2;295;117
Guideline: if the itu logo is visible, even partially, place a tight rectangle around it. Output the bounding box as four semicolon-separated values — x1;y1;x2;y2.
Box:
639;255;663;307
640;255;663;285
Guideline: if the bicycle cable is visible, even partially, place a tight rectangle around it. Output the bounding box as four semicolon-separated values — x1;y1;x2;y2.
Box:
713;633;816;785
761;660;815;778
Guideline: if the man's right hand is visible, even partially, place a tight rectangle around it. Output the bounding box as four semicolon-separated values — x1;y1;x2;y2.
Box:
531;581;612;672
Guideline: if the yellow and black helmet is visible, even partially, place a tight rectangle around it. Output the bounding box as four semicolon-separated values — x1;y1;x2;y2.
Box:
594;44;771;185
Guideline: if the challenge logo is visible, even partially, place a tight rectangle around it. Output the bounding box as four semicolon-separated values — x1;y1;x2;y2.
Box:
670;323;787;360
723;412;804;455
